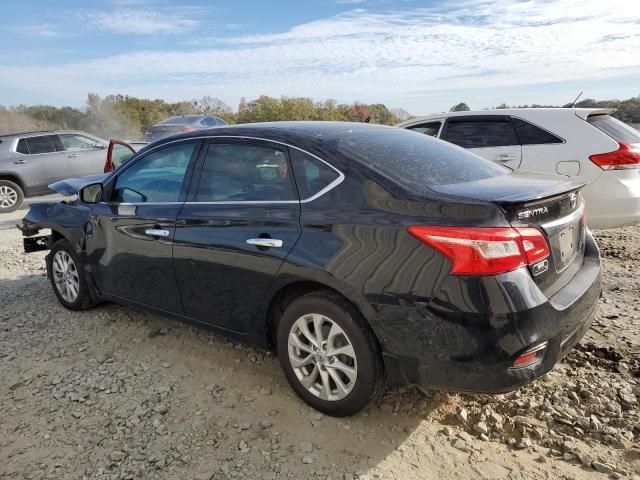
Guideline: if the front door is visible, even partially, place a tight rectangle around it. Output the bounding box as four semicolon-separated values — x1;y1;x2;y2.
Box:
58;133;107;177
86;140;201;312
441;116;523;169
173;140;301;333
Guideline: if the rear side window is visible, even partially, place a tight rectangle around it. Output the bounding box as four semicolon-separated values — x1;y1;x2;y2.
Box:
196;143;296;202
587;114;640;144
511;117;563;145
443;119;518;148
290;149;340;199
406;122;441;137
25;135;59;154
333;127;508;191
16;139;29;154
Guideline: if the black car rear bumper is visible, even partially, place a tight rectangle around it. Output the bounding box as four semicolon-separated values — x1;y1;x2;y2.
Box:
374;230;601;393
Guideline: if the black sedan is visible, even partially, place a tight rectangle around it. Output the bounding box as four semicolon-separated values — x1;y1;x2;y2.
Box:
20;122;601;416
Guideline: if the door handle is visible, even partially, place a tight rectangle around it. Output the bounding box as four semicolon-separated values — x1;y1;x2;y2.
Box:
13;159;27;164
68;153;79;158
495;154;515;162
246;238;283;248
145;228;170;238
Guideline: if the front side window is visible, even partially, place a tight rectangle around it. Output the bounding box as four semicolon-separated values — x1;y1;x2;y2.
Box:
443;119;518;148
59;134;101;150
113;142;196;203
290;149;340;199
196;143;296;202
511;118;563;145
407;121;442;137
24;135;59;154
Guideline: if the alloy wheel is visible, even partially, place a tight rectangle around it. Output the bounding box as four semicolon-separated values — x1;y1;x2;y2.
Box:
0;185;18;209
288;313;358;401
52;250;80;303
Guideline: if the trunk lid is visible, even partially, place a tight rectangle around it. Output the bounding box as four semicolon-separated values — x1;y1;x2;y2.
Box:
430;171;587;297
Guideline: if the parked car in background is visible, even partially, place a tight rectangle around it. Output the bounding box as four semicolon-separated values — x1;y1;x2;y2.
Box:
397;108;640;229
20;122;600;415
143;115;228;142
0;130;108;212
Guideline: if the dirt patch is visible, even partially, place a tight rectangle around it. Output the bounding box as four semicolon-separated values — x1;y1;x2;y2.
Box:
1;216;639;479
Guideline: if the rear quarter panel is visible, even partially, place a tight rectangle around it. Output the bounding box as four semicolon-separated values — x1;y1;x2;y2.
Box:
515;110;618;183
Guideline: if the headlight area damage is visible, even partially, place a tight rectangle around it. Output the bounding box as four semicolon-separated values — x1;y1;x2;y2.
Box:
17;174;104;253
18;201;92;253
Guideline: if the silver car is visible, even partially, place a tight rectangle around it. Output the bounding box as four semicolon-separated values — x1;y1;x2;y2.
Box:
143;115;228;142
0;130;108;212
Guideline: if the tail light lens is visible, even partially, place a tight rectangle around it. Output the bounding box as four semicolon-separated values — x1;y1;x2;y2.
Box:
408;226;550;276
589;143;640;170
182;127;197;133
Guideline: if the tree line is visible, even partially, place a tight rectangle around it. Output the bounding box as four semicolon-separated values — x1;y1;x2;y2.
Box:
0;94;411;139
1;93;638;140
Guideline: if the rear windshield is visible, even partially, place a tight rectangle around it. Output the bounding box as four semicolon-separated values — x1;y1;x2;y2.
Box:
332;127;508;192
159;116;198;125
587;114;640;144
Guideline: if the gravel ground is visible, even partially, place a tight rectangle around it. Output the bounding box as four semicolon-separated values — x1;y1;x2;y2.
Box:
1;206;639;480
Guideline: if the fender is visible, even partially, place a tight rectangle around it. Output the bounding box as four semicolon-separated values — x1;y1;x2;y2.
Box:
21;201;93;255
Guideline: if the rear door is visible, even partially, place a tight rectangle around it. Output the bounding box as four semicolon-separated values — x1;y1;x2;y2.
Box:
510;117;567;174
9;134;71;191
173;139;301;333
58;133;107;177
86;140;200;312
441;116;522;169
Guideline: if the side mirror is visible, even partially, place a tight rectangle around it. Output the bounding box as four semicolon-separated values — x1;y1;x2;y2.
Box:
80;183;103;204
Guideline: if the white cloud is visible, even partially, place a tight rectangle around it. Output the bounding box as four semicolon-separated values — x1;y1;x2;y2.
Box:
87;9;199;34
2;0;640;112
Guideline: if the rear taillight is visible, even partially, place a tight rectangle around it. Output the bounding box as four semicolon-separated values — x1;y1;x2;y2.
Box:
408;226;550;276
182;127;197;132
589;142;640;170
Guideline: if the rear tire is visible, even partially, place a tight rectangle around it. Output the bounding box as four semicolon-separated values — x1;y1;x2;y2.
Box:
277;290;385;416
0;180;24;213
47;239;95;310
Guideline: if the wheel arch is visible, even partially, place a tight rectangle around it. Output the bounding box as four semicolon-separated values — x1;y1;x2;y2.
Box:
259;279;381;351
0;173;26;193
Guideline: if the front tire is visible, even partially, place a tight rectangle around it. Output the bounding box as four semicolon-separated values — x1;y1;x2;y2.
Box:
0;180;24;213
48;239;95;310
277;290;385;416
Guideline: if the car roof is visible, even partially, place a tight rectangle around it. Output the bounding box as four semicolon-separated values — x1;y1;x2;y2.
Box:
395;107;616;126
135;121;396;156
160;121;392;140
0;129;103;139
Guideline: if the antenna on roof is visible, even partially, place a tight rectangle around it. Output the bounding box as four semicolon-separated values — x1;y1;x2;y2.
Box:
569;91;583;108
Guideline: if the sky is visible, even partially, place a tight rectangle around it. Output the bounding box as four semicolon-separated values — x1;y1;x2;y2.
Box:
0;0;639;115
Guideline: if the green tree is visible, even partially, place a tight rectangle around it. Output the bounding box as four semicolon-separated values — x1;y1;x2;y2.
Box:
450;102;470;112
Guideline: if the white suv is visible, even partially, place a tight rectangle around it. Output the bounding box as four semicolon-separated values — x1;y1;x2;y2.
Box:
397;108;640;229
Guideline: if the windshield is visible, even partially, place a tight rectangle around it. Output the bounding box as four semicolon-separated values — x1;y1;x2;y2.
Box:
332;127;509;193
